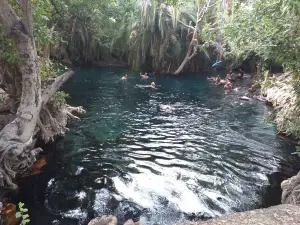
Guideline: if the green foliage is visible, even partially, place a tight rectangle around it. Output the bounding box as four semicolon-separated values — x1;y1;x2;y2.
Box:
127;0;219;72
223;0;300;138
0;26;18;64
224;0;300;75
292;146;300;157
40;59;68;82
53;91;70;109
16;202;30;225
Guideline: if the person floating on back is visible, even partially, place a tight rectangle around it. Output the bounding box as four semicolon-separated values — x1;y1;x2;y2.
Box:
207;77;216;81
122;74;127;80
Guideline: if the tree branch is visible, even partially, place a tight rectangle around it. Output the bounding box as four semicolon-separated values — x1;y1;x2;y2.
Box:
0;0;19;30
42;70;74;106
197;0;212;24
178;20;195;30
20;0;33;37
188;46;198;60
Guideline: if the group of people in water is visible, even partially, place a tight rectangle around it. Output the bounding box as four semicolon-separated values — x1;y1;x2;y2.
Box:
207;69;246;93
122;72;156;88
207;69;265;101
121;69;265;102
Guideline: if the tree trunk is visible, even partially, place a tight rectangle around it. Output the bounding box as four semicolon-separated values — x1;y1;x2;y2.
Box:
173;0;212;75
0;0;81;189
173;42;197;75
256;61;262;80
0;0;43;188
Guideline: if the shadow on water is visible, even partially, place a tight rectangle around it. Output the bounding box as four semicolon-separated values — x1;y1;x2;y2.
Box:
10;68;300;225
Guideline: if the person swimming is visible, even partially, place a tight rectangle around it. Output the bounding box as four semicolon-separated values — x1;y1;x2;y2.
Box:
239;69;245;76
140;72;149;79
224;81;233;91
151;81;155;88
237;69;246;79
226;72;235;81
122;74;127;80
233;87;241;92
237;72;242;79
215;75;221;84
218;79;227;85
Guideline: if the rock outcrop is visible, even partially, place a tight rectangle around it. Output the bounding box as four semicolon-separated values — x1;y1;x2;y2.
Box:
88;215;117;225
183;204;300;225
88;205;300;225
281;172;300;205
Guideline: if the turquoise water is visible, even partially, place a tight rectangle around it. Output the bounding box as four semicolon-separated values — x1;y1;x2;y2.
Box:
16;68;299;225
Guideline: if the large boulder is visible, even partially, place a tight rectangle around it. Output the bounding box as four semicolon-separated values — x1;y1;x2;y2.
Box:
176;204;300;225
281;172;300;205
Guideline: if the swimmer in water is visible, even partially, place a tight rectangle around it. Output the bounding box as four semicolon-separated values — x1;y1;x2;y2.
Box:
207;77;216;81
224;81;232;91
122;74;127;80
151;81;155;88
140;72;149;79
233;87;241;92
248;85;257;93
215;75;221;84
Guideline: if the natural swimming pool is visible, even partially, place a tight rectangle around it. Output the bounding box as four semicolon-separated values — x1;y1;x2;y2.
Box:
15;68;299;225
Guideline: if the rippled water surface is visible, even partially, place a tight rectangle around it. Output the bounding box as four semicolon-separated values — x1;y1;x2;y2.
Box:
17;68;299;225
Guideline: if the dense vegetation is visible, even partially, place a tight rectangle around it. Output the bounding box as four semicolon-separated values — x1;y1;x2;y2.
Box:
0;0;300;189
224;0;300;138
1;0;226;74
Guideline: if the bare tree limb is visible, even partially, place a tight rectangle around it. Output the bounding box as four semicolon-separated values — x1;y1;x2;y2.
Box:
173;0;212;74
42;70;74;105
178;20;195;30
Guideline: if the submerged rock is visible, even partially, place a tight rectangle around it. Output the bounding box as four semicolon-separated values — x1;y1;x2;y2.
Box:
88;215;117;225
177;204;300;225
281;172;300;205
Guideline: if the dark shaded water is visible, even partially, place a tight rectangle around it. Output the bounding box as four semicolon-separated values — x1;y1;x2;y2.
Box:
15;68;299;225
